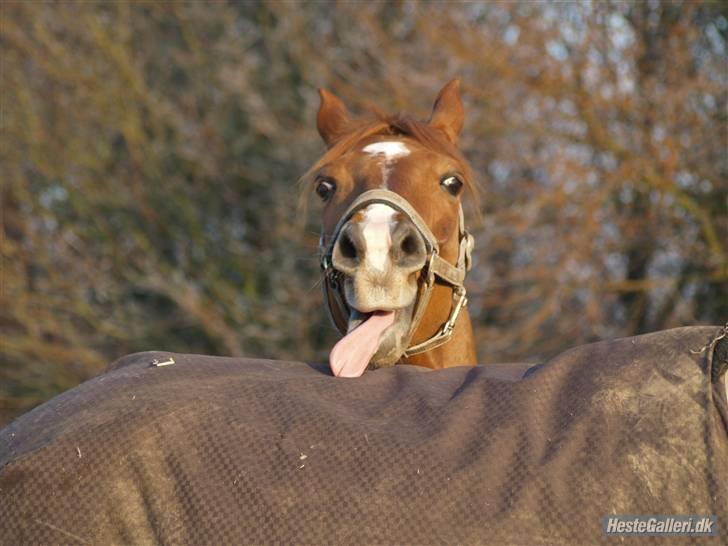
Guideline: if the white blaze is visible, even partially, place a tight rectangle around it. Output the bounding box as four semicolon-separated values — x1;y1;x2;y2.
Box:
360;203;398;272
362;141;410;160
362;141;410;187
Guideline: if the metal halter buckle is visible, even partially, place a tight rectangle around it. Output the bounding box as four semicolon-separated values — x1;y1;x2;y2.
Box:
442;288;467;336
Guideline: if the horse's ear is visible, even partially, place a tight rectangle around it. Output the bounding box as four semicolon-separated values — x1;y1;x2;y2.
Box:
317;88;352;147
429;79;464;143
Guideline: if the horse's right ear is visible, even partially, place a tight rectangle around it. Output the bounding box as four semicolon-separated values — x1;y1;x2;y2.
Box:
317;88;352;147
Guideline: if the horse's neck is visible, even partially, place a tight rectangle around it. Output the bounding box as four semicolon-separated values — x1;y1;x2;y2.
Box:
403;284;478;369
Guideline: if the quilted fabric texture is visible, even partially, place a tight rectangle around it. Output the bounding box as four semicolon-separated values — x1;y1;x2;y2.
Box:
1;326;726;545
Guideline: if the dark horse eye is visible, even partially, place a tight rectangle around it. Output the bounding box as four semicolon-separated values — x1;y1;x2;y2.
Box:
440;175;464;197
315;178;336;201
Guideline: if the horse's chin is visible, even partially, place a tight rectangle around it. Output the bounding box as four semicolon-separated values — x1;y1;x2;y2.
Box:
346;304;415;369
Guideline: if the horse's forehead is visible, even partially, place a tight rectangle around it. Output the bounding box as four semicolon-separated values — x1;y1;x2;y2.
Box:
347;138;440;183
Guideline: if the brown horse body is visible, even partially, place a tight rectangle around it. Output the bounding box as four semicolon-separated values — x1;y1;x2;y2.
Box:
307;80;478;375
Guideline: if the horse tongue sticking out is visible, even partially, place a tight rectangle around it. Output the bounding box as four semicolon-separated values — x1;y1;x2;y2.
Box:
329;311;396;377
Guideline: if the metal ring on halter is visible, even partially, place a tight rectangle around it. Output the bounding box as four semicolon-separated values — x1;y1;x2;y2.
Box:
320;189;474;358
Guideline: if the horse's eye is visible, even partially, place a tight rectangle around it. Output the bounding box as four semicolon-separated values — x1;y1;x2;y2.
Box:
440;175;463;197
315;178;336;201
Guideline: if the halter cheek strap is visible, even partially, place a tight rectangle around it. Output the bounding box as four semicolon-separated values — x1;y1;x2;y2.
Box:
320;189;474;357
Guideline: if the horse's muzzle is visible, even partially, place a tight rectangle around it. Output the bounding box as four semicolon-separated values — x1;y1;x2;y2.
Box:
320;188;473;362
331;207;426;314
332;216;427;276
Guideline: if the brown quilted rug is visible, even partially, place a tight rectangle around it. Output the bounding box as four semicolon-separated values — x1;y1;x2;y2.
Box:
1;326;726;545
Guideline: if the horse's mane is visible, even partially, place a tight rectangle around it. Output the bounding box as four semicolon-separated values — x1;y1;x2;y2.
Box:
301;113;479;204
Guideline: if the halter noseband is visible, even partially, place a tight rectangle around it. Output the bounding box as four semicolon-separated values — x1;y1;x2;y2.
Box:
320;189;474;357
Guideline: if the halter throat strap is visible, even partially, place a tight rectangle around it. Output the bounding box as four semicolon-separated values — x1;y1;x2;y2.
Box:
320;189;474;357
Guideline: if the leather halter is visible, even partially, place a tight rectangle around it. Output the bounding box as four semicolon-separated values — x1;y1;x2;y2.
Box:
320;189;474;357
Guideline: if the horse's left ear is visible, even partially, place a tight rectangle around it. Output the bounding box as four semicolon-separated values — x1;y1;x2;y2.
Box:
429;79;464;143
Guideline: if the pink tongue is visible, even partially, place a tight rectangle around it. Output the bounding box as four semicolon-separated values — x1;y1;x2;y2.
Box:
329;311;396;378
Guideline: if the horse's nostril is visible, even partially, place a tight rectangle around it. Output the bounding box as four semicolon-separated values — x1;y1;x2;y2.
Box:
339;231;358;260
400;234;419;256
392;224;426;270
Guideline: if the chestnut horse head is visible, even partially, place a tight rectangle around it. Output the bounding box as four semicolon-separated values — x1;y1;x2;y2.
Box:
307;80;478;377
